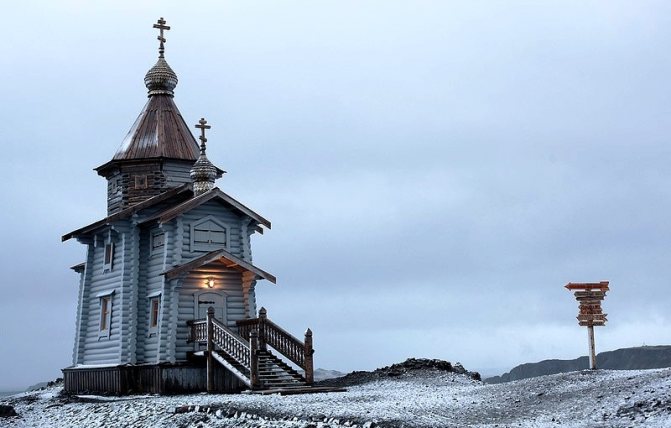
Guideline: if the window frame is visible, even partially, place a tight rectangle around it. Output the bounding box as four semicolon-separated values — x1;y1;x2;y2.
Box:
147;293;161;336
97;290;114;339
103;242;114;272
134;175;147;189
150;231;166;257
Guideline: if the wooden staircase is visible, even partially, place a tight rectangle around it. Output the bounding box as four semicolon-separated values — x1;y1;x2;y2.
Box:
188;307;314;392
257;350;307;388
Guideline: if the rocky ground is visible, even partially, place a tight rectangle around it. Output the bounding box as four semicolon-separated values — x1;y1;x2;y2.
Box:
1;359;670;427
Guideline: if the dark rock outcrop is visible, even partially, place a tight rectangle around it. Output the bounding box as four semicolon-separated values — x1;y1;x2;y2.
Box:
0;405;17;417
317;358;480;387
486;345;671;384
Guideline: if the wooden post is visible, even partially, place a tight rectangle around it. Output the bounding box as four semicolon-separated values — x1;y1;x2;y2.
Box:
258;307;267;351
304;328;314;385
206;307;214;393
250;329;260;389
588;324;597;370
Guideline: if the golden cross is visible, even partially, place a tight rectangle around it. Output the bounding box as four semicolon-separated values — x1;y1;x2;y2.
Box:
195;118;211;152
153;17;171;57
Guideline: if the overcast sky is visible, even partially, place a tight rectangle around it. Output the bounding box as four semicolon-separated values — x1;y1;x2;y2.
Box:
1;1;671;391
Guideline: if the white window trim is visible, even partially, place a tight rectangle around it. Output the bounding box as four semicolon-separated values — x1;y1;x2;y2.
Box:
97;290;115;340
190;215;230;253
147;292;162;337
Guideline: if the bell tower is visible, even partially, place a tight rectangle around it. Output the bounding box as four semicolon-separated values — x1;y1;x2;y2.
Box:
95;17;222;214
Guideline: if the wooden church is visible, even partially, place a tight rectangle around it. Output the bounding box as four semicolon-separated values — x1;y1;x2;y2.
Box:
61;18;314;395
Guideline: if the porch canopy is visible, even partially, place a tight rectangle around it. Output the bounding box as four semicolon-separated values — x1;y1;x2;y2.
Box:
161;248;276;284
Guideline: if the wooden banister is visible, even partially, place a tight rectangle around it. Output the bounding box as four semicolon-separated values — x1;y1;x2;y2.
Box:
304;328;314;385
236;307;314;384
206;308;214;393
249;330;260;388
187;320;207;343
211;318;251;369
192;308;254;392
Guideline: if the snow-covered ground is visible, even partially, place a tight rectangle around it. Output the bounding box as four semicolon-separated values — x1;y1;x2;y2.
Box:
1;368;670;427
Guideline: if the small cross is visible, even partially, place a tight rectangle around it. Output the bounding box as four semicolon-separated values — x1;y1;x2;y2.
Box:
195;118;211;152
153;17;171;56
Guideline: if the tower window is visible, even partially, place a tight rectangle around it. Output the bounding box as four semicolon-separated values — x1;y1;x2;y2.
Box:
134;175;147;189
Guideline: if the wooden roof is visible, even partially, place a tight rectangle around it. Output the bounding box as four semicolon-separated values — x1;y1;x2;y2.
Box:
139;187;271;230
112;95;200;162
70;262;86;273
62;184;193;241
63;185;270;241
161;248;277;284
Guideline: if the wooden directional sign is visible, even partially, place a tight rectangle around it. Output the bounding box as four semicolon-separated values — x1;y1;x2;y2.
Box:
565;281;610;370
579;321;606;327
566;280;609;328
577;314;607;321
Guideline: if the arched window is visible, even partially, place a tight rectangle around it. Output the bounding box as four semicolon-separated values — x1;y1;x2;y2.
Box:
191;216;229;252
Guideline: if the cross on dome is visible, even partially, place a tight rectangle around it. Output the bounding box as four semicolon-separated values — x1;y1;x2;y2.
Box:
153;17;171;58
195;118;211;153
191;118;217;196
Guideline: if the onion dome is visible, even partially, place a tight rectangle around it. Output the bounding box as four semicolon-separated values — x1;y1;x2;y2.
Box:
191;118;218;196
144;17;178;97
144;57;178;97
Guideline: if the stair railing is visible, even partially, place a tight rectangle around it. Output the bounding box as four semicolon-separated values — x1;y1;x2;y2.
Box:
237;307;314;384
203;307;259;392
187;320;207;343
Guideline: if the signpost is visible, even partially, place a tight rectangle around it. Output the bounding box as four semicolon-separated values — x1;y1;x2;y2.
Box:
565;281;609;370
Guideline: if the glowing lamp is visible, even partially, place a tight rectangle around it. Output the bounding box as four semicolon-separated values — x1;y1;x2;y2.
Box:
206;277;215;288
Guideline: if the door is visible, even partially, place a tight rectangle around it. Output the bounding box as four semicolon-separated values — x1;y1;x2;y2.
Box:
196;292;226;321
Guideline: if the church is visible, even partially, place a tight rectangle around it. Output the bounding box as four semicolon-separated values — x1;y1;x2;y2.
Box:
61;18;314;395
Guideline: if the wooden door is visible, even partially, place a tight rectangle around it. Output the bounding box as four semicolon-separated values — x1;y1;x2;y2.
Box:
197;292;226;321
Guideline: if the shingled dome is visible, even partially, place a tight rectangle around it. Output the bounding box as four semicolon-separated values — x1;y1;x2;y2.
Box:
144;57;178;96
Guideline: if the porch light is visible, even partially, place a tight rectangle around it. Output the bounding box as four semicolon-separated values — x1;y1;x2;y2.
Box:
206;277;215;288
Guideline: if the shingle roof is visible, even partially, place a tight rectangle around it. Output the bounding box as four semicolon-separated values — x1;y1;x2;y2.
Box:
139;187;271;230
62;185;271;242
112;95;200;162
62;184;193;241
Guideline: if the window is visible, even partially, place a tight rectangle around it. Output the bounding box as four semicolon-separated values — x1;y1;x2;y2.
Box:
149;296;161;333
151;232;165;255
134;175;147;189
191;217;228;252
98;293;113;338
110;178;121;195
103;242;114;272
147;291;161;336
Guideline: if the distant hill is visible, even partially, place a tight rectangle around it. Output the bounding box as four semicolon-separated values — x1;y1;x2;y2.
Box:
486;345;671;384
313;368;345;382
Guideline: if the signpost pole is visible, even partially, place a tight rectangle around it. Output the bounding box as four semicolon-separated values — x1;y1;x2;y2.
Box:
565;281;609;371
587;324;597;370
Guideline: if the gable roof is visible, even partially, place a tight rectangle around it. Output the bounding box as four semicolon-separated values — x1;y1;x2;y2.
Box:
139;187;271;230
161;248;276;284
62;185;271;242
62;184;193;242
